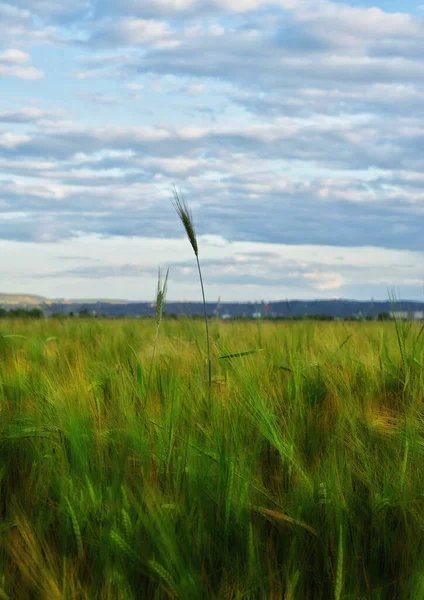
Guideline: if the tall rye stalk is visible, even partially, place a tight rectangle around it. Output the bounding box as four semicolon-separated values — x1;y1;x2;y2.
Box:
148;267;169;390
172;186;211;390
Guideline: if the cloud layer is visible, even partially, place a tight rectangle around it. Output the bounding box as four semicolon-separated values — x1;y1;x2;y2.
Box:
0;0;423;299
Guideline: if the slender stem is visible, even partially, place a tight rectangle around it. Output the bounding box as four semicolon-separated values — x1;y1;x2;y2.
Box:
148;325;159;392
196;254;211;389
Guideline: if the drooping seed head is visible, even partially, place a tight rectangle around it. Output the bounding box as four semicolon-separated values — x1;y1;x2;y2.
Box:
155;267;169;327
172;185;198;256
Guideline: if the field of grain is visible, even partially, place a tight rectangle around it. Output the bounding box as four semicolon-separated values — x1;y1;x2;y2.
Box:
1;317;424;599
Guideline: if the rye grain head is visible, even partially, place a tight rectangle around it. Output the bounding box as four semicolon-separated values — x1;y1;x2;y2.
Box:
172;185;198;256
155;267;169;327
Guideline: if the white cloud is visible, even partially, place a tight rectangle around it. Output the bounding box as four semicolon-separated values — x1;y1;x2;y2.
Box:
0;107;64;123
125;82;144;92
184;82;206;95
0;4;59;45
138;156;209;173
304;271;345;290
0;132;31;148
0;49;44;79
215;0;304;11
0;158;56;170
296;3;419;38
79;92;124;105
87;17;175;47
0;49;31;63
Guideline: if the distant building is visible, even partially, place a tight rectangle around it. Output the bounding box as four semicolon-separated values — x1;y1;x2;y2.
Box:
221;313;232;320
390;311;424;321
252;312;262;319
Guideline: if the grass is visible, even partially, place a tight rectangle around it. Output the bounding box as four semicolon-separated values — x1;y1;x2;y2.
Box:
1;316;424;598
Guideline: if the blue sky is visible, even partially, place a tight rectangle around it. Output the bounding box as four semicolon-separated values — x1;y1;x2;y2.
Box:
1;0;424;302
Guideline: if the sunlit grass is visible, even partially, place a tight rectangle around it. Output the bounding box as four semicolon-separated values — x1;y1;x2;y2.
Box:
0;317;424;598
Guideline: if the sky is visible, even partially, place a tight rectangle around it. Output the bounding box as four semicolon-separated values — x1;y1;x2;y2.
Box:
1;0;424;303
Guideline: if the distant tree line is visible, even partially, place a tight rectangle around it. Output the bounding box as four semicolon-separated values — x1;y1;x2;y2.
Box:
3;308;397;321
0;307;43;318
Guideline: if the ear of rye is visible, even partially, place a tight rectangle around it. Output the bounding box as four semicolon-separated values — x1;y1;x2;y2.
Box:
156;267;169;327
172;186;198;256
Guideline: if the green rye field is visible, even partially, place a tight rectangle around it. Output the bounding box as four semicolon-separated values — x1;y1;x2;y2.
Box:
1;317;424;599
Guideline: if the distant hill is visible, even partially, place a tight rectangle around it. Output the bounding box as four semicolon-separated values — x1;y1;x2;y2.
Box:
0;295;421;319
0;294;139;307
0;293;47;306
1;294;423;319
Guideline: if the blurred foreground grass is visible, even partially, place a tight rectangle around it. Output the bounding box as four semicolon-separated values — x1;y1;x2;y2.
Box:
1;317;424;599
